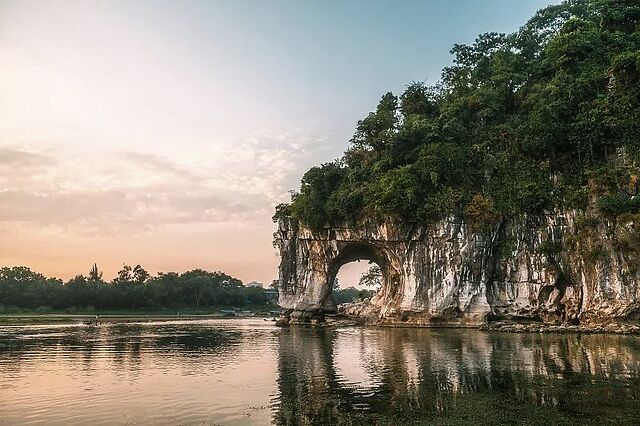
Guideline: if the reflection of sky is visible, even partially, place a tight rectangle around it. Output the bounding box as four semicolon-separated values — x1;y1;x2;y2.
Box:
2;321;640;424
0;0;552;283
0;320;279;425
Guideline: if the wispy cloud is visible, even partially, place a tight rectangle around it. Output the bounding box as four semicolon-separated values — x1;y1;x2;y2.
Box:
213;129;332;202
0;129;333;234
0;189;252;227
0;147;56;174
0;147;54;167
116;151;203;182
0;129;334;283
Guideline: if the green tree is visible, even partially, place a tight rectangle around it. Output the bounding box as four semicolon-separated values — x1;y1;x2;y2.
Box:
114;264;133;284
88;263;103;281
358;265;382;288
132;265;149;284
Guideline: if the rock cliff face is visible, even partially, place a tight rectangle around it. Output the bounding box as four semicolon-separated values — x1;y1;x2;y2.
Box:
274;211;640;327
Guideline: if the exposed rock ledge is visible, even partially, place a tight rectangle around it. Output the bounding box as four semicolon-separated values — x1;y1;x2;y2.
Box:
274;211;640;330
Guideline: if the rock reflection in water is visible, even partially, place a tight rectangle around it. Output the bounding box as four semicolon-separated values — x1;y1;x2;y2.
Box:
1;320;640;425
273;328;640;425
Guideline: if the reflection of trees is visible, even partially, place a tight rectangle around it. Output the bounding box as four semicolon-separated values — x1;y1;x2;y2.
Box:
273;328;640;425
0;323;243;376
273;328;341;425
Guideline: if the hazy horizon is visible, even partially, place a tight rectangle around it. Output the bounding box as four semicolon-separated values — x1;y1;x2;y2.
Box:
0;0;553;286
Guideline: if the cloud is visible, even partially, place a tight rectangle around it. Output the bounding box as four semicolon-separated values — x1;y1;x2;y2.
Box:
116;151;203;182
0;190;126;224
0;189;253;229
212;129;334;202
0;147;55;171
0;129;333;235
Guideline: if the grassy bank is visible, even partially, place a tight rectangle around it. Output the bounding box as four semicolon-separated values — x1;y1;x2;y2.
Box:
0;307;279;325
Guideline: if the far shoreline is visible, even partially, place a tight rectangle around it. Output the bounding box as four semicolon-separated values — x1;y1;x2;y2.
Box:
5;312;640;336
0;311;279;325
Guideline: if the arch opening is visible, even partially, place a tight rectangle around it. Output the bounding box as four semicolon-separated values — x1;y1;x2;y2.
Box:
333;261;381;305
324;242;400;310
334;261;382;291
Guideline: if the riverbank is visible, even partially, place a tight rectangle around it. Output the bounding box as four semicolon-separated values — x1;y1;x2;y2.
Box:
481;321;640;335
276;312;640;335
8;312;640;335
0;311;279;325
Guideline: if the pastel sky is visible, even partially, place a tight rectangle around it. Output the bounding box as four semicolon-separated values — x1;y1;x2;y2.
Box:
0;0;554;286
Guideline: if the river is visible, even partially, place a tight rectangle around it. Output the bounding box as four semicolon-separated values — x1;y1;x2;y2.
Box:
1;318;640;425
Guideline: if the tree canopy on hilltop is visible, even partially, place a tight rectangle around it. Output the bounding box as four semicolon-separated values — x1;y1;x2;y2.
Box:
276;0;640;230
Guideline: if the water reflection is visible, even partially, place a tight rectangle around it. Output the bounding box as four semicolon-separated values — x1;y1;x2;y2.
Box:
273;328;640;425
1;320;640;425
0;320;277;425
0;322;243;370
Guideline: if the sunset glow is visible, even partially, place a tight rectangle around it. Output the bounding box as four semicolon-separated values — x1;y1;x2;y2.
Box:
0;0;551;284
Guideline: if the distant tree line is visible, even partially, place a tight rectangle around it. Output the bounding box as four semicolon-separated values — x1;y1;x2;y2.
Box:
331;266;380;305
333;287;376;305
0;265;276;313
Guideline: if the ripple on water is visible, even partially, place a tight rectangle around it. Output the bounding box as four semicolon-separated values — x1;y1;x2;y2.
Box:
2;320;640;424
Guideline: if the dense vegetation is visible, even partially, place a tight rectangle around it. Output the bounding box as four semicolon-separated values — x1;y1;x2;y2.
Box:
332;271;379;305
0;265;372;313
0;265;275;313
277;0;640;230
333;287;376;305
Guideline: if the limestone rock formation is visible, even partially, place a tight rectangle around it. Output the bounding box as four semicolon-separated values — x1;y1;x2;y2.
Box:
274;212;640;327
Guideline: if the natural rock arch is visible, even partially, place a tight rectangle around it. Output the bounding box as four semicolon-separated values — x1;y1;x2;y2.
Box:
274;213;640;327
273;217;494;325
274;219;406;323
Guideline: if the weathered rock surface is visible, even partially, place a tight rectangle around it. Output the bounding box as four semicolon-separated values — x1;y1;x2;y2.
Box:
274;211;640;328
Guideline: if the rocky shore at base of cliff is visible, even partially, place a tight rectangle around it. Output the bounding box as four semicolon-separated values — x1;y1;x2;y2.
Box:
277;312;640;334
482;321;640;334
275;299;640;335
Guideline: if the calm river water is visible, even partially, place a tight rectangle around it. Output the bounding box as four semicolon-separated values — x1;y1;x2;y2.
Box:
1;319;640;425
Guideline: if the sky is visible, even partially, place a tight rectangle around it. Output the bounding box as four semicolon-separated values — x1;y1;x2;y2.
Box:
0;0;555;286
